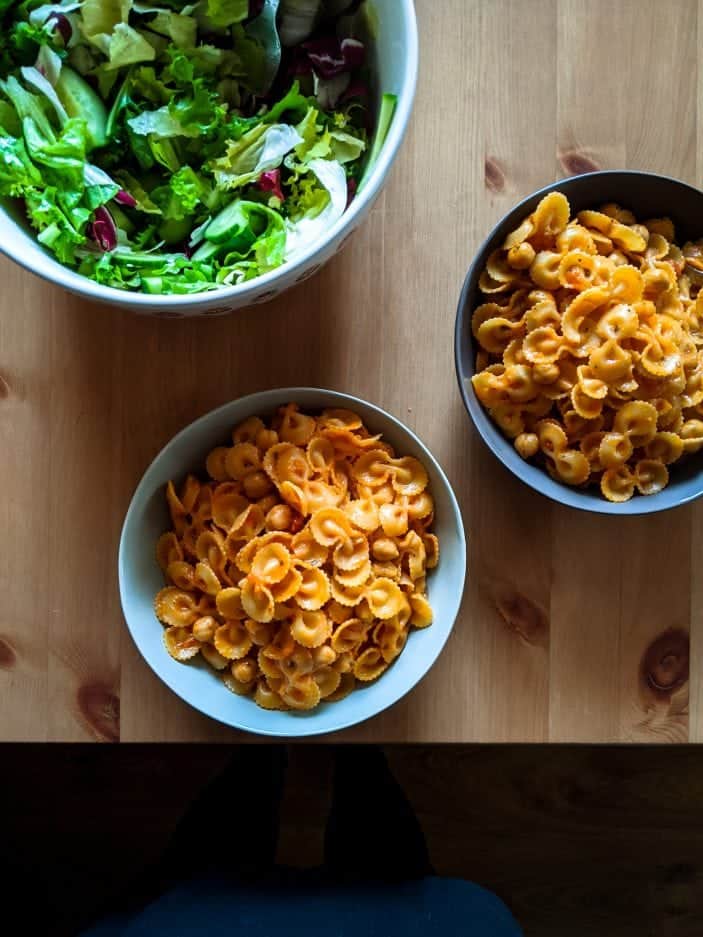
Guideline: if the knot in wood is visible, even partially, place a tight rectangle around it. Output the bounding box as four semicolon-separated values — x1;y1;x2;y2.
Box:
641;629;689;695
77;682;120;742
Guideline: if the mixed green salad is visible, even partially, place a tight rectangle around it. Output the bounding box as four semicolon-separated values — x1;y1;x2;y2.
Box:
0;0;396;294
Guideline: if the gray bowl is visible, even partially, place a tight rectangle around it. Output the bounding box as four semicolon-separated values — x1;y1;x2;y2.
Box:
455;170;703;515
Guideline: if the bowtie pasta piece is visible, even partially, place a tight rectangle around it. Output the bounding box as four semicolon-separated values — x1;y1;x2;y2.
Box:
291;527;328;566
366;578;410;620
295;564;331;611
343;497;380;532
201;644;229;671
245;619;276;647
471;193;703;501
290;610;332;648
681;420;703;452
279;646;315;681
154;588;199;628
255;678;289;711
241;577;275;623
313;666;342;699
164;626;201;662
331;618;371;654
211;488;250;532
154;405;438;710
307;436;336;475
333;534;370;571
263;443;310;488
167;560;195;592
156;532;183;571
321;426;385;458
193;561;222;596
279;676;321;711
634;459;669;496
333;559;372;589
318;408;364;431
304;479;345;513
215;587;246;620
353;647;388;682
206;447;230;482
309;508;353;548
225;443;261;481
223;671;257;697
214;622;252;661
250;542;292;585
277;404;317;446
352;449;393;487
233;416;266;445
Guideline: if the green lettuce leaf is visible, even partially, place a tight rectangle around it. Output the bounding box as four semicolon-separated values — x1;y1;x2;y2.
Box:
0;132;42;195
329;129;365;164
23;115;88;184
146;11;197;48
9;19;56;64
83;162;120;208
210;122;302;189
148;135;180;170
164;44;231;84
170;164;211;213
26;185;87;263
151;164;211;223
169;83;226;135
80;0;132;41
0;75;56;140
263;80;312;124
78;1;156;69
204;0;249;28
127;104;200;138
284;157;346;260
106;23;156;69
293;106;330;161
0;101;22;136
113;169;162;213
21;66;69;125
130;65;172;104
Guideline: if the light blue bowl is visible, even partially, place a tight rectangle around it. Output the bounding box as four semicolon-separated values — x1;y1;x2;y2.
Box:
119;388;466;737
455;171;703;515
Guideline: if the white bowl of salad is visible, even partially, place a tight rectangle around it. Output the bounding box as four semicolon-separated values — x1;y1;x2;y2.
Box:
0;0;417;315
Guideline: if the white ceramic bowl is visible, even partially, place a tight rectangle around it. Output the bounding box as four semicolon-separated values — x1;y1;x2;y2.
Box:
0;2;417;316
119;388;466;737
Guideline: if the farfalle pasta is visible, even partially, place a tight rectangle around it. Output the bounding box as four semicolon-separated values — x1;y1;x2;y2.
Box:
153;404;438;711
471;192;703;501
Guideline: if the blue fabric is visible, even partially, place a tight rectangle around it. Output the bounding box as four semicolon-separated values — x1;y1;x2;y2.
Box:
81;876;522;937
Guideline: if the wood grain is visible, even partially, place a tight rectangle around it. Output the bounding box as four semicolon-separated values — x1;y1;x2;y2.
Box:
0;0;701;741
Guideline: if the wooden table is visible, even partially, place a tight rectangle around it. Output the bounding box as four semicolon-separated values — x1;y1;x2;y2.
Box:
1;0;700;742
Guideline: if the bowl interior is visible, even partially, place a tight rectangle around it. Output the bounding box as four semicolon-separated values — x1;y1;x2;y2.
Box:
456;171;703;515
119;388;466;736
0;0;417;310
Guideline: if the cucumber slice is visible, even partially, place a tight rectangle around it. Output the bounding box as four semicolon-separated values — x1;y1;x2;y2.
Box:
191;240;222;263
111;249;176;268
141;276;164;293
363;93;397;181
55;67;107;150
204;200;256;245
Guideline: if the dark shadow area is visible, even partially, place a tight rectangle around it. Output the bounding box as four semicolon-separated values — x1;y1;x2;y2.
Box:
1;745;702;936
